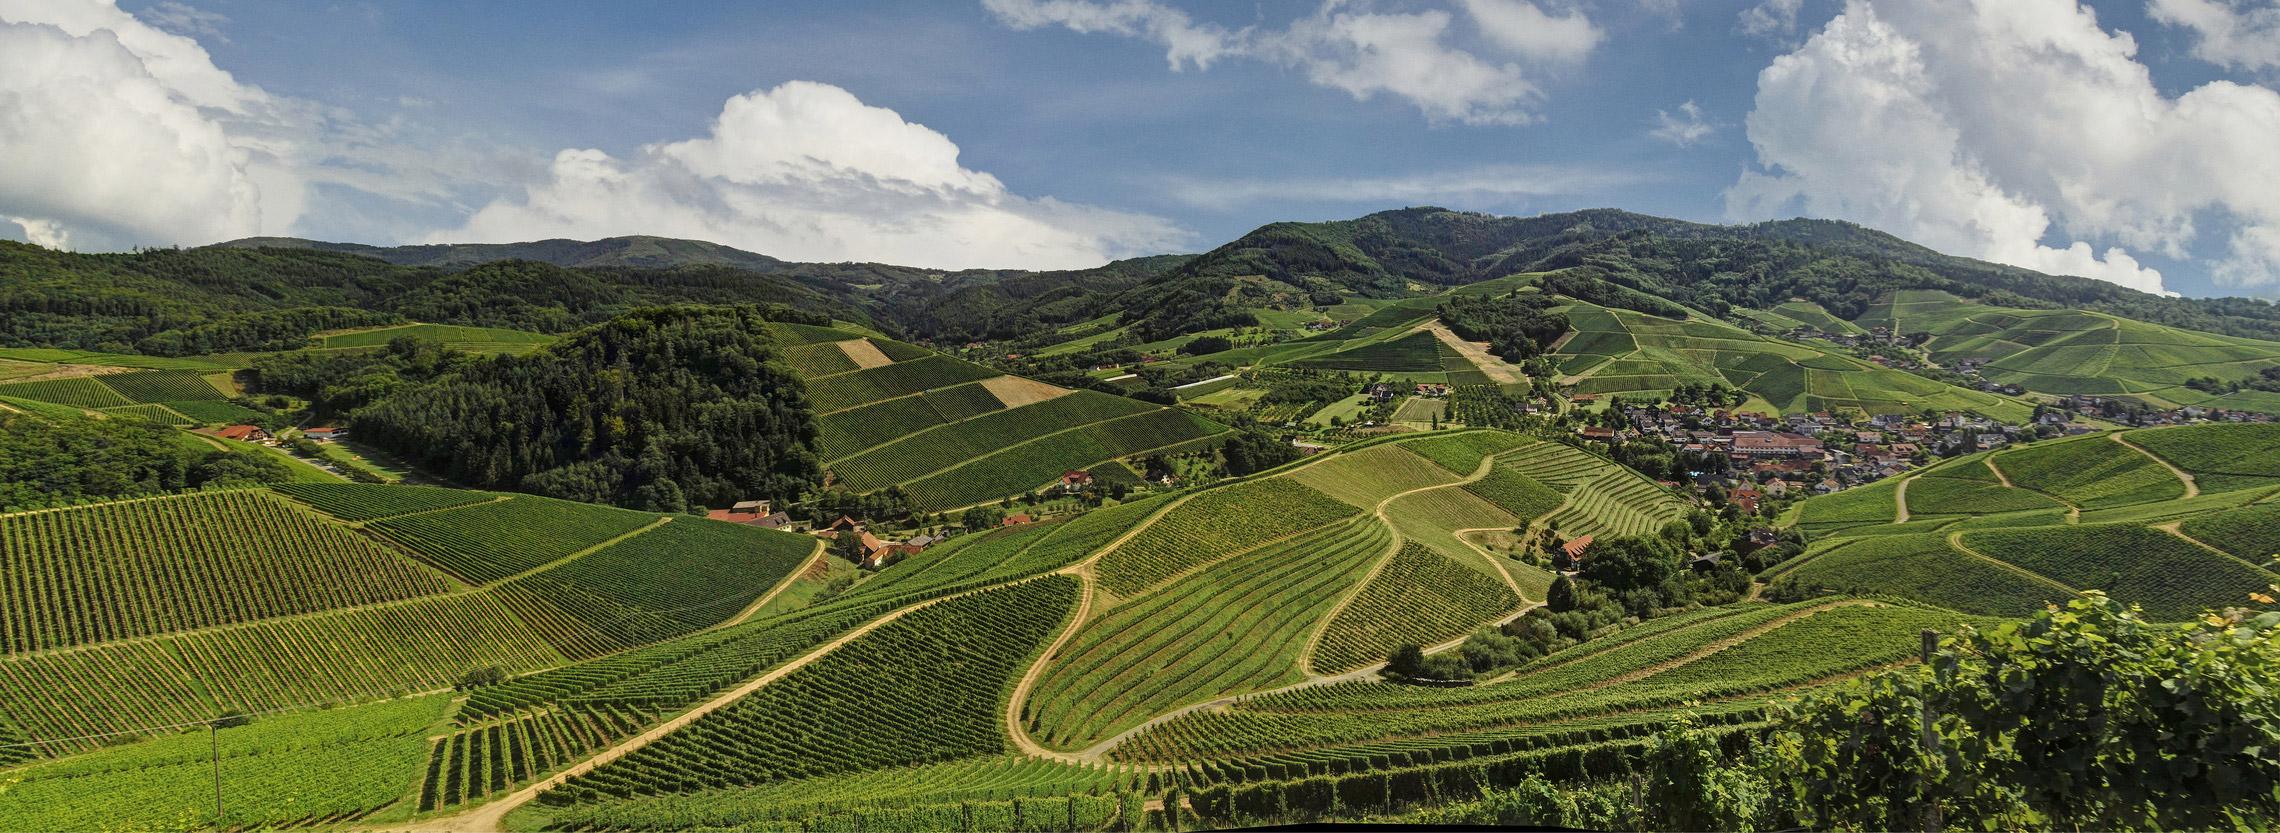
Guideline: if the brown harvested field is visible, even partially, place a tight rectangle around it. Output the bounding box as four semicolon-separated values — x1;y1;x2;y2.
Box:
1423;322;1523;384
836;339;894;369
980;375;1070;408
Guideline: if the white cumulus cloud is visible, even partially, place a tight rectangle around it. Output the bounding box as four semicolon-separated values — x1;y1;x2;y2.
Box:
984;0;1603;126
0;2;277;249
438;81;1187;270
1649;100;1715;147
1739;0;1807;40
1727;0;2280;294
2150;0;2280;72
1459;0;1603;64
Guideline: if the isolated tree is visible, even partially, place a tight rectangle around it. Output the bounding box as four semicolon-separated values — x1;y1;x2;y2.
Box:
1546;575;1580;613
961;505;1005;533
1386;644;1426;678
1580;536;1678;593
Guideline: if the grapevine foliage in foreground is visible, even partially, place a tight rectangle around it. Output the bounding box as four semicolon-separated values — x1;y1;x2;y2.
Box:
1764;592;2280;831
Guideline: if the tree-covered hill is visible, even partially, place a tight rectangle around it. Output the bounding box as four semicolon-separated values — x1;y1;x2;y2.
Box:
0;239;1189;354
349;305;825;512
1111;207;2280;342
15;207;2280;362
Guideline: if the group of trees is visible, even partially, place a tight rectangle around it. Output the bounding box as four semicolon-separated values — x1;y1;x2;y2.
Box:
134;307;401;356
249;337;469;418
2185;365;2280;395
1218;423;1303;476
1436;293;1569;361
0;412;292;509
1540;269;1691;319
349;306;824;513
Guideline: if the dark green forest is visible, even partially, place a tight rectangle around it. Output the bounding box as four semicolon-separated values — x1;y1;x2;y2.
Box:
348;306;824;512
0;411;292;509
1436;293;1569;360
1108;207;2280;342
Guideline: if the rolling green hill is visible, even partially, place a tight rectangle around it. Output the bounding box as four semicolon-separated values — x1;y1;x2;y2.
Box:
1552;300;2034;419
1859;289;2280;412
1773;423;2280;617
1162;272;2034;419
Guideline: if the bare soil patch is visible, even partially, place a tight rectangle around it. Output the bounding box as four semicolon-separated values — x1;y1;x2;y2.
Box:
980;375;1070;408
836;339;894;369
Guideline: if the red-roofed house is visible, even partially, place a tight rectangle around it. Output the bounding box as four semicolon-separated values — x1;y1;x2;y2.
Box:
1002;513;1034;527
1730;486;1761;515
708;508;793;529
215;425;269;442
303;426;344;441
1562;535;1594;561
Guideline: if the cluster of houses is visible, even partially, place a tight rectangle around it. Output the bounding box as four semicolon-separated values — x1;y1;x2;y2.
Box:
1583;403;2082;502
704;499;793;531
705;498;1052;571
203;424;347;444
1363;381;1466;402
817;516;947;570
2053;395;2276;426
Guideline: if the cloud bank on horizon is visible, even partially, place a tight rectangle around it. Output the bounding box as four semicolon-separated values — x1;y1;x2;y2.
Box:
1;0;2278;292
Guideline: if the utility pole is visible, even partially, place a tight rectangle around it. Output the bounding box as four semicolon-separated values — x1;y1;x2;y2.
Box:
1920;629;1942;833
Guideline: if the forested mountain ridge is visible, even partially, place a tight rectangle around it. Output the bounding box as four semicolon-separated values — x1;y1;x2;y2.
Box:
12;207;2280;361
224;235;1196;343
219;234;794;271
1113;207;2280;342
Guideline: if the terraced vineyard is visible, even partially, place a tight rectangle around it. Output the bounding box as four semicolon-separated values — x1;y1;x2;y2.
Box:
1288;330;1449;373
559;578;1079;799
1993;434;2183;509
1313;542;1521;673
792;328;1228;509
1549;301;2032;419
1091;478;1360;596
11;415;2272;830
0;590;561;756
0;376;129;408
0;693;454;831
495;516;816;657
1027;519;1387;749
1864;289;2280;414
369;496;662;584
1543;470;1684;539
1286;442;1461;508
1110;602;1963;785
541;756;1144;831
0;369;232;413
1780;424;2280;620
0;490;451;653
276;482;499;520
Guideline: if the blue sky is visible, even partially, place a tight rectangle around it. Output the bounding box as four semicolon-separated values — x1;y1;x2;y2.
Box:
3;1;2278;299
